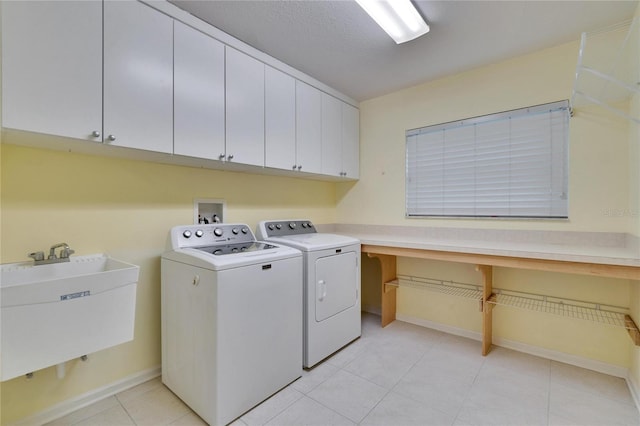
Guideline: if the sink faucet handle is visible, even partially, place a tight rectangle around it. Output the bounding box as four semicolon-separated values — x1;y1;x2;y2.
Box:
28;251;45;262
60;247;75;259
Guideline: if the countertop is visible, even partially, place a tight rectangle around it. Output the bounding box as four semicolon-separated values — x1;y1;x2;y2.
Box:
318;224;640;269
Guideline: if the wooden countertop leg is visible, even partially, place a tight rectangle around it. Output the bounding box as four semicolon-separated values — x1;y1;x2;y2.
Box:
368;253;397;327
477;264;493;356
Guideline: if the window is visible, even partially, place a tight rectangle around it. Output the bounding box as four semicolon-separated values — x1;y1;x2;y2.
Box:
406;100;569;218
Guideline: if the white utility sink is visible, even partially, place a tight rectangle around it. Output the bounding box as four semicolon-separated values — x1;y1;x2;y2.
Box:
1;254;139;381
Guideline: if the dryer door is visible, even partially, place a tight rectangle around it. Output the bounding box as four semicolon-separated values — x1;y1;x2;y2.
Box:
315;252;357;322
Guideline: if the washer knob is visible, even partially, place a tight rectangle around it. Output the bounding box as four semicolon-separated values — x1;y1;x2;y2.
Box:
182;230;192;238
268;224;275;230
275;223;282;230
195;229;204;238
301;223;307;228
241;227;249;234
307;222;313;228
232;228;239;235
289;222;296;230
214;228;223;237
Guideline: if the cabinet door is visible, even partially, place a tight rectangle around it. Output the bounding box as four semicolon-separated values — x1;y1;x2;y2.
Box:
174;21;225;160
1;1;102;141
103;1;173;153
265;66;296;170
225;48;265;166
321;94;343;177
295;81;322;174
342;103;360;179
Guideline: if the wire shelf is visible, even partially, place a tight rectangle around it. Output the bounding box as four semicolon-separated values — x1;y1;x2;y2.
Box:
488;292;630;329
395;275;483;300
392;274;635;331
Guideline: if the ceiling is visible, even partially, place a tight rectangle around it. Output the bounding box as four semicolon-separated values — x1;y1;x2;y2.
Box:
168;0;639;102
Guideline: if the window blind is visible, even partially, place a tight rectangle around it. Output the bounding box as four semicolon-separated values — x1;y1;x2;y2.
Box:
406;100;569;218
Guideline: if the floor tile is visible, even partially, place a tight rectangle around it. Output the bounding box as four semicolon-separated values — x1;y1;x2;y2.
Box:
550;360;634;405
324;337;371;368
361;391;455;426
308;369;387;423
392;347;484;416
343;337;424;389
481;346;551;380
291;362;340;394
454;405;547;426
549;382;640;426
475;357;550;397
73;405;135;426
241;386;304;425
45;396;121;426
116;376;164;404
457;366;549;426
265;396;355;426
169;411;208;425
120;385;191;425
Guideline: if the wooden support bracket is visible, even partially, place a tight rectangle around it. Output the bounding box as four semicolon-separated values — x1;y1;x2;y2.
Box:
625;315;640;346
476;264;493;356
368;253;397;327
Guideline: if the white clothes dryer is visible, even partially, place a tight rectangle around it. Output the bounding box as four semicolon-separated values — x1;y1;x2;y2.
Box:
257;220;361;368
161;223;302;425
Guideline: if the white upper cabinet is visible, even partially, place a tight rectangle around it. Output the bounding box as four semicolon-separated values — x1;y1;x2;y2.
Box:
321;93;343;177
265;66;296;170
342;103;360;179
1;0;358;180
295;81;322;174
1;1;102;141
321;93;360;178
225;48;265;167
174;21;225;160
103;1;173;153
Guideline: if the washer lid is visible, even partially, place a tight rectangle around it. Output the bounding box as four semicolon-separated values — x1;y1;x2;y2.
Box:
162;243;301;270
265;233;360;251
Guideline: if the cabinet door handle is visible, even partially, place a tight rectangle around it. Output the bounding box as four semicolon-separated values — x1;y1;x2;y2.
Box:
292;165;297;170
219;154;225;160
91;130;101;138
297;165;302;171
107;134;116;142
227;154;234;161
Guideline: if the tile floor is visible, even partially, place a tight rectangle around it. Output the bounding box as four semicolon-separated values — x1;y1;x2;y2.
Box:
47;313;640;426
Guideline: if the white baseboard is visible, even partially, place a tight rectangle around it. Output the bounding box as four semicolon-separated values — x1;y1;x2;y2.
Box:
628;373;640;414
396;313;629;379
13;366;161;426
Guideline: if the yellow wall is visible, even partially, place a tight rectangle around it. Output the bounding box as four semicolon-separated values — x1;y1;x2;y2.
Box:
336;40;636;369
0;143;336;423
336;40;632;232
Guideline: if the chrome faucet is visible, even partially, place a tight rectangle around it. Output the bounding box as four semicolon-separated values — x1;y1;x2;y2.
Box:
29;243;75;265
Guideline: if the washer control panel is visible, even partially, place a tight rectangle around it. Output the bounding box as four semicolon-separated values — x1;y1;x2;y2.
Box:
258;220;316;238
170;223;254;249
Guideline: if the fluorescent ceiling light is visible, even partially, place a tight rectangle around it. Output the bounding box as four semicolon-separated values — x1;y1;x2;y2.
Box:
355;0;429;44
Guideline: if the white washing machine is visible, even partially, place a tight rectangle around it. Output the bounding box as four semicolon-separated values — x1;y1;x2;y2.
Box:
161;223;302;426
256;220;361;368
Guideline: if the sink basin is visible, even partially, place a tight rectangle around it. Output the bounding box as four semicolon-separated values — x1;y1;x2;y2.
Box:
2;253;138;306
1;254;139;381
